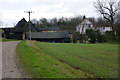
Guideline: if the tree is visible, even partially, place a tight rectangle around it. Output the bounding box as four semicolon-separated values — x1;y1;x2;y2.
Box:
95;17;109;27
94;0;120;35
50;18;58;27
39;18;50;27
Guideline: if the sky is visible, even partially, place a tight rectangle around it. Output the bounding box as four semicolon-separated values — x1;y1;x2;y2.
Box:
0;0;118;27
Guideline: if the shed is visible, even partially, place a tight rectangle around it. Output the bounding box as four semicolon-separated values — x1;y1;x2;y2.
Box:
26;32;70;43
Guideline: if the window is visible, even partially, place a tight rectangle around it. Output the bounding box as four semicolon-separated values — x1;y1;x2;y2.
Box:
88;24;91;28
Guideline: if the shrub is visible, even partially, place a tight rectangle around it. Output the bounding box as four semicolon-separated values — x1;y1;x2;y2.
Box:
86;29;96;43
86;29;107;43
96;31;106;43
72;32;80;43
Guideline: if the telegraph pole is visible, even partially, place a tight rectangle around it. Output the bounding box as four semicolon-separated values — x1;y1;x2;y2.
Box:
24;11;34;40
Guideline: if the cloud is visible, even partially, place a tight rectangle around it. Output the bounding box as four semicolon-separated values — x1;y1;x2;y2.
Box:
0;0;99;26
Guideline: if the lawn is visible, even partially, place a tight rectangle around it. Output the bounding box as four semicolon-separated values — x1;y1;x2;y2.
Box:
16;40;118;78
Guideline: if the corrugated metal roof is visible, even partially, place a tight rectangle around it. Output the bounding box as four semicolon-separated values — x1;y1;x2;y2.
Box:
26;32;70;39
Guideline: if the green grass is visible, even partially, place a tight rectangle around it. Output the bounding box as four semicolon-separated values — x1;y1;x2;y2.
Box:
16;41;92;78
1;38;19;42
16;41;118;78
35;42;118;78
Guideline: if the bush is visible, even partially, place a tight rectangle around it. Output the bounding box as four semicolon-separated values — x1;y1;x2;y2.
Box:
74;29;108;43
72;38;77;43
86;29;96;43
96;31;106;43
86;29;106;43
72;32;80;43
105;31;114;41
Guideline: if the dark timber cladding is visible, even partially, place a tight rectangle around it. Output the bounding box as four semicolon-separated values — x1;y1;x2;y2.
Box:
26;32;70;43
3;18;71;43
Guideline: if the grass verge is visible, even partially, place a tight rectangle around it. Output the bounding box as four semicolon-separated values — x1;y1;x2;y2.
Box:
1;38;19;42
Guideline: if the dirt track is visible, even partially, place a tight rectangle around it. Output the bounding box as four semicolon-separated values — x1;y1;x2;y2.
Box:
2;41;25;78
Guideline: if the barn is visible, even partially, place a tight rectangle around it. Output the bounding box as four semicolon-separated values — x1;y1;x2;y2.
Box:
3;18;70;43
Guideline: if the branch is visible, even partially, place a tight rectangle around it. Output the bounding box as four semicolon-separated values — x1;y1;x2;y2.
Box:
101;12;110;16
103;14;111;21
103;6;111;11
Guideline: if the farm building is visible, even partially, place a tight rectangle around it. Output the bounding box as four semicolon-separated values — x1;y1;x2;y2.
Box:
76;16;112;34
26;32;70;43
3;18;37;40
3;18;70;43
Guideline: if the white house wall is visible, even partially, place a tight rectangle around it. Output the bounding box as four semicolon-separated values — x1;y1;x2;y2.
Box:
76;24;94;34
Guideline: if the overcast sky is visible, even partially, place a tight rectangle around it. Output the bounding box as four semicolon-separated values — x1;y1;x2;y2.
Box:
0;0;118;27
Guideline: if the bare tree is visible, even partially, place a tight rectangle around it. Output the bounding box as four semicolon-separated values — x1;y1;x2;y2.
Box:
94;0;120;33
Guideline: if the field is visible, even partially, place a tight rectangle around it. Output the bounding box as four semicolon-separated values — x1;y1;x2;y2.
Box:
16;41;118;78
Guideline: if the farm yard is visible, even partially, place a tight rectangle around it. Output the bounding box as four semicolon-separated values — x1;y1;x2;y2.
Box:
16;41;118;78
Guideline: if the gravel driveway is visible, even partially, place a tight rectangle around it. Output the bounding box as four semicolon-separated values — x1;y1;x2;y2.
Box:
2;41;25;78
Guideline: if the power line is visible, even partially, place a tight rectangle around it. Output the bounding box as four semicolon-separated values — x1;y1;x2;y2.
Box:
24;11;34;40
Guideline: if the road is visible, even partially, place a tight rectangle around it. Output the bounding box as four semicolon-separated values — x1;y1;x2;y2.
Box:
2;41;25;78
